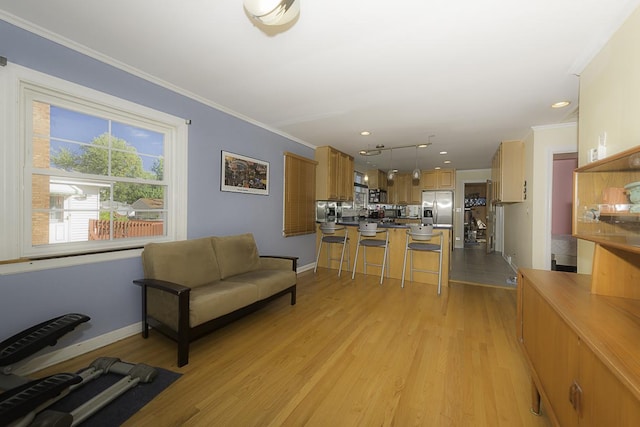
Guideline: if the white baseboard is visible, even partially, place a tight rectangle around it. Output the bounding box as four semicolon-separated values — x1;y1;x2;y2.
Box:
297;262;315;273
14;322;142;376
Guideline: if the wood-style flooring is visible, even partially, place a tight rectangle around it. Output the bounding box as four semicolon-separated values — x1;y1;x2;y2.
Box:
35;269;550;426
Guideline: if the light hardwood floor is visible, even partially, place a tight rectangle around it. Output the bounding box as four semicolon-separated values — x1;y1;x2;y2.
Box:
36;269;550;427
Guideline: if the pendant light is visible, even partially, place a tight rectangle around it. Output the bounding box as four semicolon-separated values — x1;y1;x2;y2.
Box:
387;148;395;181
243;0;300;26
412;145;421;180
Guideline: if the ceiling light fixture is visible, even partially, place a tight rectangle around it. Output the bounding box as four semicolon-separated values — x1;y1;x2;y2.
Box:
243;0;299;26
387;149;395;181
360;130;371;136
359;142;431;157
412;145;421;181
551;100;571;109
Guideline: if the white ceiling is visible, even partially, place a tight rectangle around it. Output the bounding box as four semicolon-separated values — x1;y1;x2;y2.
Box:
1;0;639;173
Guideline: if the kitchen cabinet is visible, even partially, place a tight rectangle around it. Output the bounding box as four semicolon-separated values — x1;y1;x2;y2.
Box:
518;146;640;426
315;146;354;201
388;173;408;204
387;173;422;205
491;140;524;203
366;169;388;191
422;169;455;190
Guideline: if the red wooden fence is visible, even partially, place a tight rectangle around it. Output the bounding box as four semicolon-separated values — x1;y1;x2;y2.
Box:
89;219;164;240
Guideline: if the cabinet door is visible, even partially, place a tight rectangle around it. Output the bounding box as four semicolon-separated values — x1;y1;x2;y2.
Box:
338;153;354;201
422;170;437;190
438;169;455;189
521;277;579;427
328;148;340;200
410;177;422;204
395;173;410;204
579;343;640;426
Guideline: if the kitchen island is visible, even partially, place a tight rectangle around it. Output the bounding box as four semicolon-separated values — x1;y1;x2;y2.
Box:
315;222;451;288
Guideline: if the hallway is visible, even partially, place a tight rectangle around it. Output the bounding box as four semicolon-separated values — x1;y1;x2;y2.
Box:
450;243;517;288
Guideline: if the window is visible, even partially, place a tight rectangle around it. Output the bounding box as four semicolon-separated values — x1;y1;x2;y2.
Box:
283;152;317;237
0;64;187;264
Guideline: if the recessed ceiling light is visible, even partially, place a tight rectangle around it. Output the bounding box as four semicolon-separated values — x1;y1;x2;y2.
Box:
551;101;571;109
439;151;447;155
359;150;367;155
360;130;371;136
417;144;428;148
435;166;441;170
444;160;451;164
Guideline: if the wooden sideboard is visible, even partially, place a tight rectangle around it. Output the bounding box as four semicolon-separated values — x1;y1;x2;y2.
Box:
517;146;640;425
518;268;640;426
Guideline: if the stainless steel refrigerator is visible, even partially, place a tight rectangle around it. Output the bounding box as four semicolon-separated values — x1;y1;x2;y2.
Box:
421;190;454;228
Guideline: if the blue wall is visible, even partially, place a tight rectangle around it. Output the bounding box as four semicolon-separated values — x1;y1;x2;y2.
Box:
0;20;315;347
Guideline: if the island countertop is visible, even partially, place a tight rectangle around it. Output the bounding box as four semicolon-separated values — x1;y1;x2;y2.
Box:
315;223;451;288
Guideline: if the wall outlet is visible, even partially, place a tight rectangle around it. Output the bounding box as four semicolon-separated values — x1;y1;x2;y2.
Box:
589;148;598;162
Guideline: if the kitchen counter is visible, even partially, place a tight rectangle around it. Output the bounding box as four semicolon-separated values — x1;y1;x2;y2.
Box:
315;223;451;288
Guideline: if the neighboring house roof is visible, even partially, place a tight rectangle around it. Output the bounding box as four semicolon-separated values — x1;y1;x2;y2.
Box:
132;198;164;210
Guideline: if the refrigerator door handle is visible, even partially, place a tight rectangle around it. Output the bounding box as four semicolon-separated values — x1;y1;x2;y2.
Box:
433;200;438;223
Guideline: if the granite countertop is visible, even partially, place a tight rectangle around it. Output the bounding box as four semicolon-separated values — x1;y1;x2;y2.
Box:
333;221;451;229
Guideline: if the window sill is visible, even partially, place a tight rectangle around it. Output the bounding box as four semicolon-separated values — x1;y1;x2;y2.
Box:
0;248;143;276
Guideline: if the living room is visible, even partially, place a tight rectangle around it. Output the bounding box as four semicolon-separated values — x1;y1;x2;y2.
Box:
1;2;640;425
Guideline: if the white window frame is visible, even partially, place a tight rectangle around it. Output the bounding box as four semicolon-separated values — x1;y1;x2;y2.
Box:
0;64;188;273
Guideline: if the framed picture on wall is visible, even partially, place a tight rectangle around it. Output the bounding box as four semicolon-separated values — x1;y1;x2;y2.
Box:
221;151;269;195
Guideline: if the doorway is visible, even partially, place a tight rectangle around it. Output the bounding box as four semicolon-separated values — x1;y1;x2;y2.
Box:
451;182;515;287
463;182;488;250
550;153;578;272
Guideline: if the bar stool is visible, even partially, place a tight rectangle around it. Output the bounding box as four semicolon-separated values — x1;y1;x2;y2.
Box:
314;222;350;276
401;224;443;295
352;222;389;285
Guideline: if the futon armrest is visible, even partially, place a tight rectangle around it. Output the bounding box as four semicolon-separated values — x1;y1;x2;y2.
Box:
259;255;299;272
132;278;190;296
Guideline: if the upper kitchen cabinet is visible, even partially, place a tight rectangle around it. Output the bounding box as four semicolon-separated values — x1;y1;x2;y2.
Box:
366;169;388;191
315;146;354;201
491;140;524;203
422;169;456;190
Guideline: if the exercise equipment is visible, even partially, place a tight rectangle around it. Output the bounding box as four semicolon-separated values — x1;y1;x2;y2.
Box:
0;313;158;427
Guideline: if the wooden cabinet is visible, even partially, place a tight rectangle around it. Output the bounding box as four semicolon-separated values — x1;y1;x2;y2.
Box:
518;270;640;426
422;169;455;190
491;140;524;203
410;175;423;204
387;173;423;205
573;146;640;259
366;169;387;191
518;146;640;426
315;146;354;201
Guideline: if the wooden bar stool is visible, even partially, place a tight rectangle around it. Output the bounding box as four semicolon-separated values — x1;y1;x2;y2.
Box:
314;223;350;276
352;222;389;285
401;224;443;295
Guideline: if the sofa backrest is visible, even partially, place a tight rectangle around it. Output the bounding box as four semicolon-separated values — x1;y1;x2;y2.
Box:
211;233;260;279
142;237;221;288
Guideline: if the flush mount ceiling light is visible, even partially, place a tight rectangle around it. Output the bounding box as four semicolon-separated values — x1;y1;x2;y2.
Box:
244;0;299;26
360;130;371;136
551;100;571;109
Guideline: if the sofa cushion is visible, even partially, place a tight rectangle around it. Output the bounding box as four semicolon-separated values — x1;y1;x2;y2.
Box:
211;233;260;279
142;237;221;288
189;281;259;327
227;269;297;300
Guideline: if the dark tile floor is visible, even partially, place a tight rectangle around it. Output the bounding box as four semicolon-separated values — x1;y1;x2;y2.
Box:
450;243;518;288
